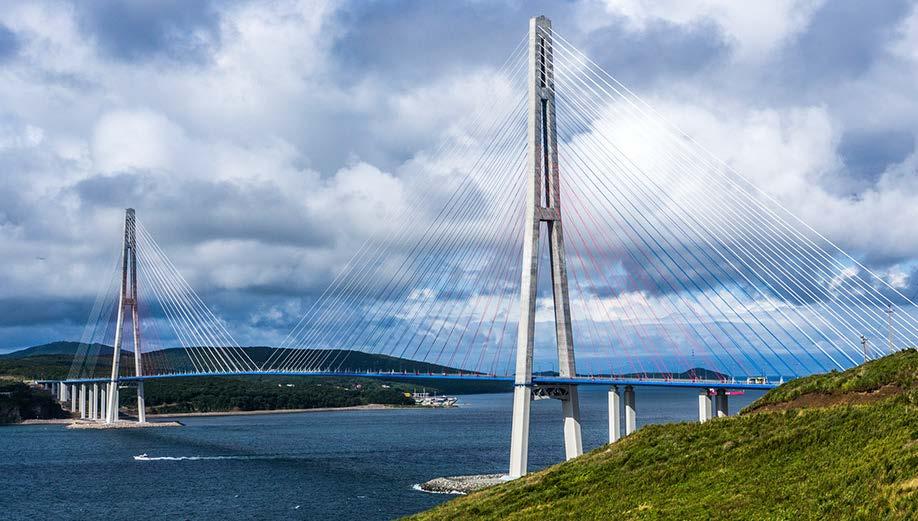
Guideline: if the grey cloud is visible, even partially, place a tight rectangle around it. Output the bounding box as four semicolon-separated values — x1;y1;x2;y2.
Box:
0;23;19;62
836;129;914;194
578;18;727;88
789;0;911;81
75;0;224;64
0;297;89;327
72;172;335;248
331;1;724;92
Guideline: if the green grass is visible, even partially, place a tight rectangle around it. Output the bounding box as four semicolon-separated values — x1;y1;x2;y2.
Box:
407;350;918;520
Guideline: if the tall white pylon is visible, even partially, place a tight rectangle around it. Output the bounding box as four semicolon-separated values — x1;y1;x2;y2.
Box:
509;15;583;478
106;208;145;423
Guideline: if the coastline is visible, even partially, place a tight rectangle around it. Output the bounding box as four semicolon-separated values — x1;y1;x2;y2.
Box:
146;403;407;419
17;418;74;425
12;402;454;425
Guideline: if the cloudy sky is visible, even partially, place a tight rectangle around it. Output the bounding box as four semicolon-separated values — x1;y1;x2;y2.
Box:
3;0;918;362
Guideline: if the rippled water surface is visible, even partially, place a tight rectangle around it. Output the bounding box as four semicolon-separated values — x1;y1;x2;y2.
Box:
1;387;762;520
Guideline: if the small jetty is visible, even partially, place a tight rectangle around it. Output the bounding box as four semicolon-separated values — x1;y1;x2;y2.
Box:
67;420;182;430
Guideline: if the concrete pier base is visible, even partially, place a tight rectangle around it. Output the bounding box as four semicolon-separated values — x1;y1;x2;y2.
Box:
608;385;621;442
561;387;583;460
715;389;729;417
508;385;532;479
68;420;182;430
699;389;712;423
624;385;636;435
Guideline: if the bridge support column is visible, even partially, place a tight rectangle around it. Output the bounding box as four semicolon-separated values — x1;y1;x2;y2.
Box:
71;384;78;412
61;382;70;404
698;389;712;423
624;385;636;435
99;388;107;421
509;385;531;478
715;389;729;417
608;385;621;443
90;384;98;420
136;382;146;423
562;386;583;459
79;384;87;419
107;383;119;422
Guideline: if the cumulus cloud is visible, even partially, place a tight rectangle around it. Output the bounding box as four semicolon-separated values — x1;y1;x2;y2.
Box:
0;0;916;373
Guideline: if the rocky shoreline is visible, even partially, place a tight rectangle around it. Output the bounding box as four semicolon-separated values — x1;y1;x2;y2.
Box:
417;474;509;495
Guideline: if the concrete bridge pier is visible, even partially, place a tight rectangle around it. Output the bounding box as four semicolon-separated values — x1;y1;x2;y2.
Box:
136;382;146;423
70;384;77;412
90;383;98;420
715;389;729;417
79;384;87;419
99;388;107;421
107;382;119;422
61;382;70;404
561;387;583;459
624;385;636;435
698;389;712;423
608;385;621;442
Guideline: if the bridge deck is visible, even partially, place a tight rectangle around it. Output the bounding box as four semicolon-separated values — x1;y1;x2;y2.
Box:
44;371;778;390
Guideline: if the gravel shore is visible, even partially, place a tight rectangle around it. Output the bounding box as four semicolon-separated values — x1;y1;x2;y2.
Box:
417;474;509;494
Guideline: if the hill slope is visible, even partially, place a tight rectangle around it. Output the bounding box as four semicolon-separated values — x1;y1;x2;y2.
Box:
0;341;113;358
408;349;918;520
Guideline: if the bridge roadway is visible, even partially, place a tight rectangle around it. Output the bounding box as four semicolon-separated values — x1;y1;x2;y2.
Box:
44;370;778;390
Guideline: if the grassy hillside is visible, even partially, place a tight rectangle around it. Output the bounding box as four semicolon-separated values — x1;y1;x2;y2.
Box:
408;349;918;520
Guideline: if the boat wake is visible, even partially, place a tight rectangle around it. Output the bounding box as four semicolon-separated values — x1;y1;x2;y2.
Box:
133;453;284;462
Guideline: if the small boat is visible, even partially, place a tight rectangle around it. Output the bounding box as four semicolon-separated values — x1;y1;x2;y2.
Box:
133;453;149;461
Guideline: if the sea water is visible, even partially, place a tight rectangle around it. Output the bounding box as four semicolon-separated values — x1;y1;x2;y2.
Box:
0;387;762;520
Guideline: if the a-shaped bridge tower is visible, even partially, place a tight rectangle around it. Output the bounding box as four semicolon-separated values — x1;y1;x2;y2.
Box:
510;15;581;478
106;209;144;423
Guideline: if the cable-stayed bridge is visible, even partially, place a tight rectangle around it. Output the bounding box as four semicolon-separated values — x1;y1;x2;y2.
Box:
42;16;918;477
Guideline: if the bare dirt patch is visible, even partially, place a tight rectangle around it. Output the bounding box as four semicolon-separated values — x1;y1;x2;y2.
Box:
748;384;902;414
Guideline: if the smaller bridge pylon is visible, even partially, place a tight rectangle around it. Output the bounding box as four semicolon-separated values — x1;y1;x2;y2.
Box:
105;208;145;424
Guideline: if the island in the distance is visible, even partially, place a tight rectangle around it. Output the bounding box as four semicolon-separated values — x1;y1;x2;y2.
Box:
0;341;515;423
